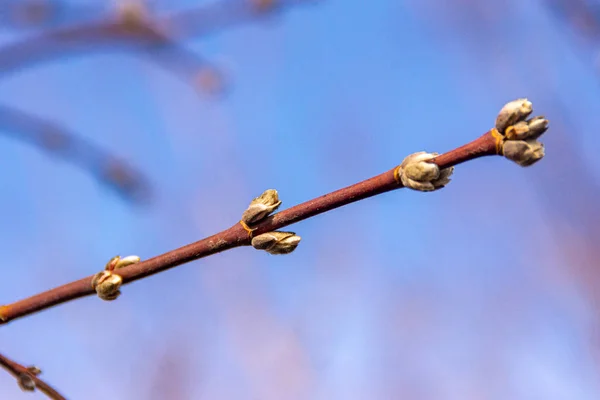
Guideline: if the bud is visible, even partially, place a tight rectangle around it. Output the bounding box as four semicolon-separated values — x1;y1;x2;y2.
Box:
495;98;533;135
241;189;282;225
435;166;454;188
26;366;41;376
115;255;141;269
502;139;545;167
105;255;121;271
525;116;549;139
251;231;301;255
399;152;454;192
504;116;549;140
91;271;123;301
104;255;140;271
403;152;440;181
17;373;35;392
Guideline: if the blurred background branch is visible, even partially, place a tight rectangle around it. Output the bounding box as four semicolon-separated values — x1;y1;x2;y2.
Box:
0;104;150;202
544;0;600;77
0;0;308;204
0;351;65;399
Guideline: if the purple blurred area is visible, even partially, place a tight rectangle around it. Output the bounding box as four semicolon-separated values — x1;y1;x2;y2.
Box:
0;0;599;399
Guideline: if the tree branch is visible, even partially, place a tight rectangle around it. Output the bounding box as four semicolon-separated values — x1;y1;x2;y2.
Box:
0;351;66;400
0;130;498;325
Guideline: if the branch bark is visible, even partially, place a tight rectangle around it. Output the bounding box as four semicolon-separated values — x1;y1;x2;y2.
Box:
0;130;497;325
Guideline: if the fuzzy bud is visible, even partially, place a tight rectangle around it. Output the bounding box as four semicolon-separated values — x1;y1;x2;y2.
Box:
241;189;282;225
114;255;141;269
17;374;35;392
91;271;123;301
398;152;454;192
251;231;301;255
505;116;549;141
105;255;140;271
105;255;120;271
16;367;41;392
495;98;533;135
503;139;545;167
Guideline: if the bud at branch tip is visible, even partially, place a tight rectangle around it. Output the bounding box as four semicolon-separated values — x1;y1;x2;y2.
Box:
494;98;549;167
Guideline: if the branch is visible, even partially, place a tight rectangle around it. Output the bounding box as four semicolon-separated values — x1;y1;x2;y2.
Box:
0;98;549;324
0;104;150;203
0;351;66;400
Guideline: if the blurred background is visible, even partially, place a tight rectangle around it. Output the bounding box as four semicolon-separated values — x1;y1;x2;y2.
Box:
0;0;599;398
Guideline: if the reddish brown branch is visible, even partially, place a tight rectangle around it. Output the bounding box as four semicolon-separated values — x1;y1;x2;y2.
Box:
0;130;497;325
0;351;66;400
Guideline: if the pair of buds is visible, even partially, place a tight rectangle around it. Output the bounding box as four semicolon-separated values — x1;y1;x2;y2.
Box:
91;189;295;303
17;366;41;392
91;255;140;301
241;189;301;255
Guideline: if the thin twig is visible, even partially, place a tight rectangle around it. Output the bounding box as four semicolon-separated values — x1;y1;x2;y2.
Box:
0;351;66;400
0;130;497;325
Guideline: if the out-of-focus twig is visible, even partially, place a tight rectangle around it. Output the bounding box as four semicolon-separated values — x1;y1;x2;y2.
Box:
0;0;308;79
530;100;600;310
544;0;600;75
0;351;65;400
545;0;600;39
112;2;228;95
0;104;150;202
0;1;310;204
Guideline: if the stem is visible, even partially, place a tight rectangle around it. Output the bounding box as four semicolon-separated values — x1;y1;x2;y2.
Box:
0;352;66;400
0;130;497;325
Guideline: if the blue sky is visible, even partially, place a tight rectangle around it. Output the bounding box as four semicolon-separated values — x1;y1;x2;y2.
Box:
1;0;600;399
